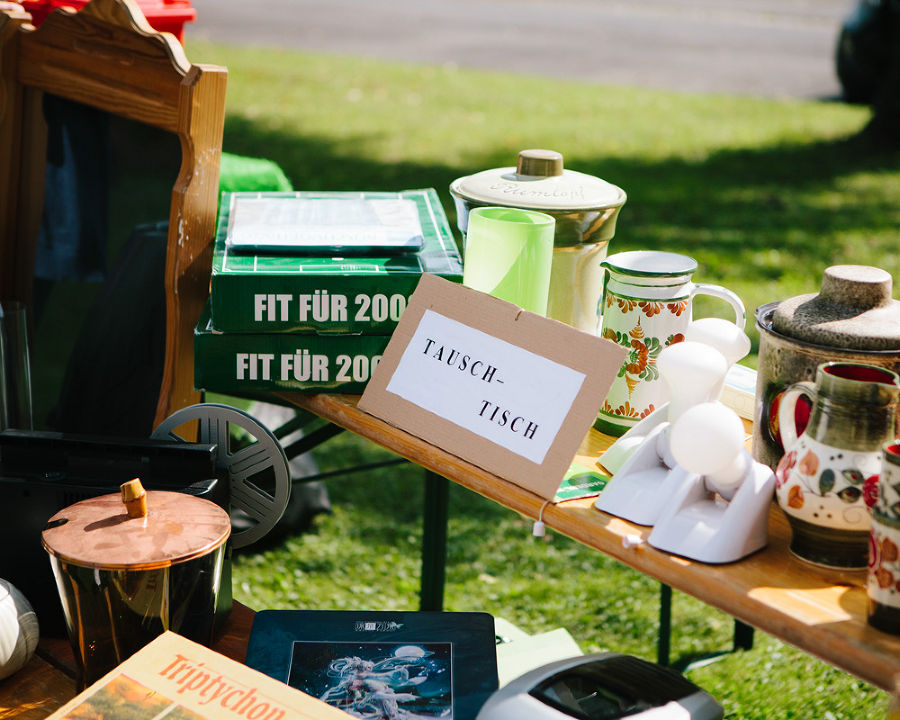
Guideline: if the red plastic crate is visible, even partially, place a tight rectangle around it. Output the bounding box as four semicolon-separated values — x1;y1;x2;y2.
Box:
20;0;196;42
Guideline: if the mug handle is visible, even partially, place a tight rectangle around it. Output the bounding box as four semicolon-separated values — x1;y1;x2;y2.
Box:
691;283;746;328
776;381;817;451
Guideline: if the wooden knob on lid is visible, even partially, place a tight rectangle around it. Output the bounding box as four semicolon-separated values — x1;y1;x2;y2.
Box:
120;478;148;518
516;149;564;177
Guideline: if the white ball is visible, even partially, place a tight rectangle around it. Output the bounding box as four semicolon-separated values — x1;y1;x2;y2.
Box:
670;402;745;476
0;579;40;680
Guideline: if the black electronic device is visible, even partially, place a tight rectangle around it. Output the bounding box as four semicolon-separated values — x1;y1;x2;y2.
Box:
0;429;232;637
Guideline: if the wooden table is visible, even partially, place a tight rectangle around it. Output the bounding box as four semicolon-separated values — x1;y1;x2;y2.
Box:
278;392;900;693
0;603;254;720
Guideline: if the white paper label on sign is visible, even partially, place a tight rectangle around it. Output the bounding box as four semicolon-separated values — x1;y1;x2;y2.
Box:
385;309;586;465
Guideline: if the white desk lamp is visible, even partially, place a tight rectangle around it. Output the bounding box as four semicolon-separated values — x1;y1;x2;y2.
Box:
648;402;774;563
593;341;728;525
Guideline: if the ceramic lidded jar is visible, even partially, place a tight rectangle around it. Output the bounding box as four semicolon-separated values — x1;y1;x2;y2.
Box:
42;480;231;687
449;149;626;334
775;362;900;569
753;265;900;469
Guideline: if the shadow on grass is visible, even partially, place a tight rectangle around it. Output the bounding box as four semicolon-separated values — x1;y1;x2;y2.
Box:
224;112;900;250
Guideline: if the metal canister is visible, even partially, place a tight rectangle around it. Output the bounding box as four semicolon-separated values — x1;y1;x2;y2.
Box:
450;149;626;333
42;479;231;687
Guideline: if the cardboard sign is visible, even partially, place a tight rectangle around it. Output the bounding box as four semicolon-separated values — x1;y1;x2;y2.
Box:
359;274;627;499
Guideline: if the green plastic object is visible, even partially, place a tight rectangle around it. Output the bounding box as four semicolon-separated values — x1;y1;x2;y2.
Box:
218;152;293;195
462;206;555;315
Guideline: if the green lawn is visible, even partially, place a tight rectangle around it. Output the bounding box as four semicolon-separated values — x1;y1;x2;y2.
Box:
185;40;899;718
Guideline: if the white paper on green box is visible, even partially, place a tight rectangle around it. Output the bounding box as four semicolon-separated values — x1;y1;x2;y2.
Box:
385;309;586;465
226;196;424;252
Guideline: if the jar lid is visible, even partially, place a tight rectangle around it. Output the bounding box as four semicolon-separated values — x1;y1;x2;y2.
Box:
772;265;900;350
42;481;231;571
449;149;626;212
603;250;697;279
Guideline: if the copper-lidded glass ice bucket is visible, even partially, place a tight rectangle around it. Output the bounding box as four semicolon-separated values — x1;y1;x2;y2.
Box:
42;479;231;687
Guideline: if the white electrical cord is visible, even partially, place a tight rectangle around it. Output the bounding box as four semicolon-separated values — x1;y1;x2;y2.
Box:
533;500;552;537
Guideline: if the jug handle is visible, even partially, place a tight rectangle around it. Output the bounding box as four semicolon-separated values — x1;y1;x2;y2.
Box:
777;381;816;451
692;284;746;329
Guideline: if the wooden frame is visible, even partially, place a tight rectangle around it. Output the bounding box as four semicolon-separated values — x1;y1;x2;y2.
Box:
0;0;227;425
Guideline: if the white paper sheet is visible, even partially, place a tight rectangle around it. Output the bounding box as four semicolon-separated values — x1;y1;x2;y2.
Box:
386;309;586;464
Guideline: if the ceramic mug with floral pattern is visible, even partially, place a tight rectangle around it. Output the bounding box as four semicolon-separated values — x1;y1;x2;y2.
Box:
594;250;745;436
775;362;900;569
869;442;900;635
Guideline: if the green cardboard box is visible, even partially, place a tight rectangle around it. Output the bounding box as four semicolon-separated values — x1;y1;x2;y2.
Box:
194;302;390;394
210;189;463;334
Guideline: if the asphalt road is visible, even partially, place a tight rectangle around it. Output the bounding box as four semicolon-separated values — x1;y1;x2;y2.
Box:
186;0;855;100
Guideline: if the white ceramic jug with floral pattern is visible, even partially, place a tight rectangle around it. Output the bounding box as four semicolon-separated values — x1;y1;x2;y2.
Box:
595;250;745;436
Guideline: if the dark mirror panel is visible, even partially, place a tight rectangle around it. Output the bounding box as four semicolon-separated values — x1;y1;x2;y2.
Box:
31;95;181;437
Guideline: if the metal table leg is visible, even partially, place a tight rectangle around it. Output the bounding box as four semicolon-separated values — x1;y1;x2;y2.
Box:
660;582;756;672
658;583;673;666
420;470;449;611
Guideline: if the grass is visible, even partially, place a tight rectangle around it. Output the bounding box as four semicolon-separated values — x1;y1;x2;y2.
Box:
183;41;900;718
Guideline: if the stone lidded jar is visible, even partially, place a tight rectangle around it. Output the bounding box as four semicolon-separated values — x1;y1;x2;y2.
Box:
753;265;900;470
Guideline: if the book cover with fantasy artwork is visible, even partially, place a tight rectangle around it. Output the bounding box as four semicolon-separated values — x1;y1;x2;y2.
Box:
245;610;499;720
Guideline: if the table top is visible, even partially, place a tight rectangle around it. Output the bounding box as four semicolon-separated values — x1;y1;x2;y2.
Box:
279;392;900;693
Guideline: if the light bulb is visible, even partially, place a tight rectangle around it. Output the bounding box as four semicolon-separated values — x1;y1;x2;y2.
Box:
684;317;751;367
670;402;748;500
657;341;728;423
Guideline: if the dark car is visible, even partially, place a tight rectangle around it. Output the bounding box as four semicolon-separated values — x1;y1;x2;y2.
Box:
836;0;897;103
